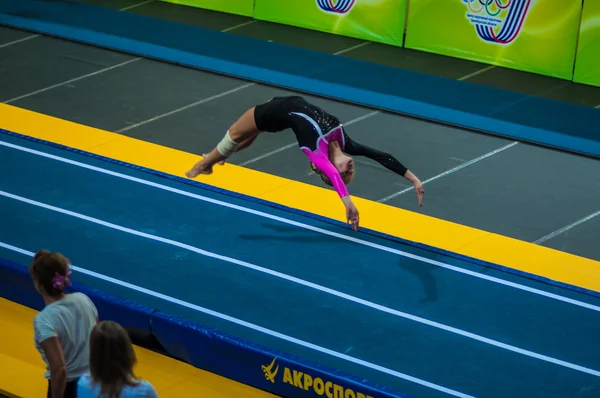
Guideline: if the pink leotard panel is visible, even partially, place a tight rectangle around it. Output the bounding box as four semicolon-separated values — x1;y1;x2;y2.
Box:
301;126;349;198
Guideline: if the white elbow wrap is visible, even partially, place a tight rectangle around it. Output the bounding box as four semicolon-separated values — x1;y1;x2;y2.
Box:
216;131;239;157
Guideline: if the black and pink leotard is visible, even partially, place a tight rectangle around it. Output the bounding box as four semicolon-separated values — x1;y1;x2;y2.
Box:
253;96;408;198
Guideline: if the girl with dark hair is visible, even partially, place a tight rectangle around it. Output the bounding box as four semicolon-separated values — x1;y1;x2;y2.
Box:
30;250;99;398
77;321;158;398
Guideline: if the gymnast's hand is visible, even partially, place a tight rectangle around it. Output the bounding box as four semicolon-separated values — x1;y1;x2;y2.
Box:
413;179;424;208
343;197;360;232
405;171;424;208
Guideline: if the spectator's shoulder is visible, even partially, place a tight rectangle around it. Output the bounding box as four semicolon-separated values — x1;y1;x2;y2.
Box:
77;372;95;395
33;304;53;327
71;292;97;308
69;292;88;301
139;380;158;397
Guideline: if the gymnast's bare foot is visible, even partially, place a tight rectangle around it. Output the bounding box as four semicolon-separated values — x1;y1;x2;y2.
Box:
186;160;212;178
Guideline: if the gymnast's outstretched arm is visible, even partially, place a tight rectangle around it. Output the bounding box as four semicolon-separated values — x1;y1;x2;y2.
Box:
303;147;360;231
343;133;424;207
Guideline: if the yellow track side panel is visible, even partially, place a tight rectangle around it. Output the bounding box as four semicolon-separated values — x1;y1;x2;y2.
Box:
259;181;490;251
464;235;600;285
0;353;45;398
92;135;293;196
0;298;277;398
0;105;115;151
1;103;598;293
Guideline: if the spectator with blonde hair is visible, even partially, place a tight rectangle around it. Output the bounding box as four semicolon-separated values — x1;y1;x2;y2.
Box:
77;320;158;398
30;249;99;398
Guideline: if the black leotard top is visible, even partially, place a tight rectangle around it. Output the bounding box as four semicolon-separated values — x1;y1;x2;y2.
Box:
253;96;408;197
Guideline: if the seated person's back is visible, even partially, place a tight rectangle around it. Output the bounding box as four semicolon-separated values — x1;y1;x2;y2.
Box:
78;321;158;398
77;373;156;398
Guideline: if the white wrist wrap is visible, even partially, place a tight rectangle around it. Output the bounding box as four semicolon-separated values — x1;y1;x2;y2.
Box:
216;131;239;157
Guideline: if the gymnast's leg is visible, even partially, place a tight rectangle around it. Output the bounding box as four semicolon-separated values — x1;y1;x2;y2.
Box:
186;107;260;178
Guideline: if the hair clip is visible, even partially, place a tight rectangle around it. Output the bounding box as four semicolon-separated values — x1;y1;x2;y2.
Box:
52;271;72;290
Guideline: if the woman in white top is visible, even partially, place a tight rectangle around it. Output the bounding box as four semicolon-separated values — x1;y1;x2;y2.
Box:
30;250;99;398
78;321;158;398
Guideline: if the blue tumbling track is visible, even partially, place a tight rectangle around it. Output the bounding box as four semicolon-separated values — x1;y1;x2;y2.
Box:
0;131;599;398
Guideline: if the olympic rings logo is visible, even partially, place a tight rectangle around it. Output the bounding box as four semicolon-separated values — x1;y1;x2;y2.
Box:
466;0;512;15
462;0;532;44
316;0;356;14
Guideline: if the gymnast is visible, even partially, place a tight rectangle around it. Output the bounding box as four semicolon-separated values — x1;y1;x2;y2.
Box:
186;96;424;231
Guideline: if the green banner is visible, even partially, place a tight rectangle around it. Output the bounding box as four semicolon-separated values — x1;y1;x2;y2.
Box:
405;0;583;80
574;1;600;87
159;0;255;17
253;0;407;47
